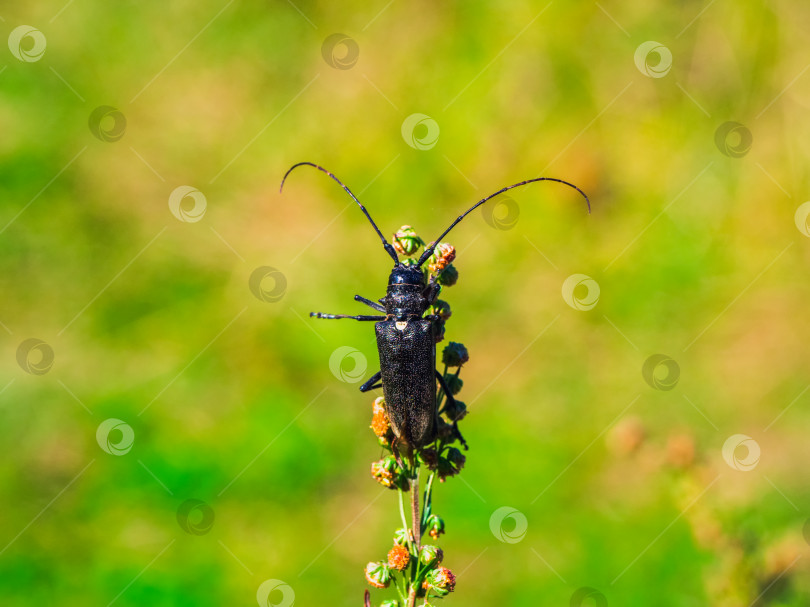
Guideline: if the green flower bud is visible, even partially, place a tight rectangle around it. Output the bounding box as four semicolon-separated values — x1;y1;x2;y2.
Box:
419;545;444;567
364;561;392;589
429;300;451;322
393;527;411;546
392;225;425;257
441;342;469;367
443;399;467;422
425;514;445;540
437;263;458;287
443;374;463;395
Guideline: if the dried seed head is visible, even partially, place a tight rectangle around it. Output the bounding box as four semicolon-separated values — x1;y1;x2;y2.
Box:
427;242;456;275
392;225;425;257
444;399;467;422
423;566;456;596
387;543;410;571
419;447;439;470
370;396;390;438
364;561;392;589
436;418;455;442
433;320;445;344
441;342;469;367
437;263;458;287
437;447;466;480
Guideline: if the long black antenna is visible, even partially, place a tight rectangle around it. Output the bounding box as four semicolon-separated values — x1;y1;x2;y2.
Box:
415;177;590;268
280;162;399;264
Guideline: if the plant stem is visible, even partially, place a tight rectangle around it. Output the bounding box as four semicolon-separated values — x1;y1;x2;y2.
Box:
398;489;411;550
411;466;421;552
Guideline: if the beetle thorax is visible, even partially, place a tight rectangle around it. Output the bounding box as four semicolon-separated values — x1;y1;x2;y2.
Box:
383;265;428;320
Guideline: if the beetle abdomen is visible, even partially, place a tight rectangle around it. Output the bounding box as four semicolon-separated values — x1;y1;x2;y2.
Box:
375;319;437;447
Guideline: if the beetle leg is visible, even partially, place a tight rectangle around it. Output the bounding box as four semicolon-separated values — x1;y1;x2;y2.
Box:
435;370;456;407
359;370;382;392
423;278;441;305
435;370;468;449
310;312;385;321
354;294;386;312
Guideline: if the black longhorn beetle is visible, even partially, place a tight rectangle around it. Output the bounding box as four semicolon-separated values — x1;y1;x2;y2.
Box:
280;162;590;452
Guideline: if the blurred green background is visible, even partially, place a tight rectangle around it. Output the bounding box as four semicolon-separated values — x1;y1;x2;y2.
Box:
2;1;810;605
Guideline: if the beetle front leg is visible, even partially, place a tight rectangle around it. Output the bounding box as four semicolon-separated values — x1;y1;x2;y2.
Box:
359;370;382;392
354;294;386;312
